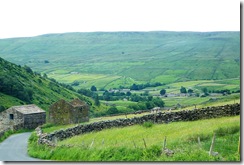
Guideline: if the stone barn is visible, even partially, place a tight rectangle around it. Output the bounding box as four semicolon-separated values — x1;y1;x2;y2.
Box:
49;98;89;125
0;105;46;130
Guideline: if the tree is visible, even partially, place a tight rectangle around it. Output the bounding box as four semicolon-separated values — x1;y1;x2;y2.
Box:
160;89;166;95
43;73;48;78
107;106;119;115
142;91;149;96
126;91;131;96
24;65;33;74
147;96;153;101
188;89;193;94
77;89;93;97
202;87;208;94
130;84;138;90
130;94;144;102
71;80;79;86
94;94;100;106
91;85;97;92
44;60;49;63
180;86;187;93
103;91;111;101
152;97;165;107
146;101;154;109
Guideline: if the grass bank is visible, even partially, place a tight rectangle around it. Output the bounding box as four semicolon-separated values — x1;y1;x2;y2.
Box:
28;115;240;161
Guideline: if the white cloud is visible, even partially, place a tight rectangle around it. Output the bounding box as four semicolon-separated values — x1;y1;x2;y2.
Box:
0;0;240;38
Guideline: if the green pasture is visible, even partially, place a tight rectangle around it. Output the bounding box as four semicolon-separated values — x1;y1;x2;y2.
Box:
100;100;137;107
0;31;239;89
48;73;122;89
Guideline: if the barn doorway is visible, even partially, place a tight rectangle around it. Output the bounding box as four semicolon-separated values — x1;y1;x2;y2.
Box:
9;114;14;120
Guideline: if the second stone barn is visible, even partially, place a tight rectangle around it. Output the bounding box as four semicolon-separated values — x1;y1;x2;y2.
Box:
49;98;89;125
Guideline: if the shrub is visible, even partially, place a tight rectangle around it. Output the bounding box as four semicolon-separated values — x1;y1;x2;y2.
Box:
142;121;154;128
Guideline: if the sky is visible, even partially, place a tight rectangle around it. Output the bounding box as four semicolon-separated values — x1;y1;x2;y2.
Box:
0;0;241;39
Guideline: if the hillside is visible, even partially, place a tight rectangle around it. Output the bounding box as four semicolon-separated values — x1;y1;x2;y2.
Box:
0;57;90;111
0;31;240;89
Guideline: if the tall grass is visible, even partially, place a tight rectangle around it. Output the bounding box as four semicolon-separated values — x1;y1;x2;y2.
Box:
28;116;240;161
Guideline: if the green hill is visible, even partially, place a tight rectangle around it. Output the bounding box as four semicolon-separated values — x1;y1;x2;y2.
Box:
0;57;91;111
0;31;240;89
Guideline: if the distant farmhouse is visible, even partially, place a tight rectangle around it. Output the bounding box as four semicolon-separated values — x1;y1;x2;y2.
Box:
0;105;46;130
49;98;89;125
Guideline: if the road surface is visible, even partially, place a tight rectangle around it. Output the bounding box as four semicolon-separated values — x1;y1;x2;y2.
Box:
0;132;42;161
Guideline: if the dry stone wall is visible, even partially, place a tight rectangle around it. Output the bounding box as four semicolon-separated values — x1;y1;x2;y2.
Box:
38;103;240;145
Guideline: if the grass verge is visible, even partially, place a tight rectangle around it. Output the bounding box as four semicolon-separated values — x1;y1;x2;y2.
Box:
0;129;33;143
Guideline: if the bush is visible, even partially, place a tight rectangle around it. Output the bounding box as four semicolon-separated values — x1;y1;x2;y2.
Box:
142;121;154;128
107;106;119;115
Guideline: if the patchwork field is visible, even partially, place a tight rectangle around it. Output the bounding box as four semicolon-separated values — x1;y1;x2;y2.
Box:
0;31;240;90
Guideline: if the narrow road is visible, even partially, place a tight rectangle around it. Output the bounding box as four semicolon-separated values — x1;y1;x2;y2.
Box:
0;132;41;161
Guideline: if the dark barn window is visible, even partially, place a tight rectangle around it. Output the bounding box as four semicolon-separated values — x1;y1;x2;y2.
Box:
9;114;14;120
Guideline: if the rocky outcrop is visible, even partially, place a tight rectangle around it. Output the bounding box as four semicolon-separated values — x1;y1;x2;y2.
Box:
38;103;240;145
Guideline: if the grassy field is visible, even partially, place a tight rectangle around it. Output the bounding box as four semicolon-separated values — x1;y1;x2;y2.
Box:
28;115;240;161
0;31;240;90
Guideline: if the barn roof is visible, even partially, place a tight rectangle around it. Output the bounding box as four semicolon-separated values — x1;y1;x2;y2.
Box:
11;104;45;114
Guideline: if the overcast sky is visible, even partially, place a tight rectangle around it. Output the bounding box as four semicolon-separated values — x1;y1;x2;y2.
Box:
0;0;240;39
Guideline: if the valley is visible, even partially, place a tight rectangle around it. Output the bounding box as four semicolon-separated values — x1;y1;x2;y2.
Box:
0;31;240;161
0;31;240;90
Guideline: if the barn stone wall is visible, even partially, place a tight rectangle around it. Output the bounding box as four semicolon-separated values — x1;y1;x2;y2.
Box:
49;99;89;125
0;107;24;130
0;107;46;138
38;103;240;145
23;113;46;129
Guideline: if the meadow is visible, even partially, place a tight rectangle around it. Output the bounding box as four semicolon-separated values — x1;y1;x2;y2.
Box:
28;115;240;161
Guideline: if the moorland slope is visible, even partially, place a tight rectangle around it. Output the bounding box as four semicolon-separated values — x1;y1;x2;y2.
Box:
0;31;240;89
